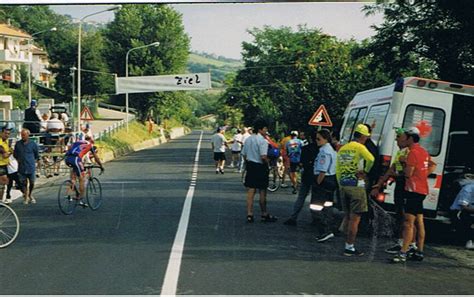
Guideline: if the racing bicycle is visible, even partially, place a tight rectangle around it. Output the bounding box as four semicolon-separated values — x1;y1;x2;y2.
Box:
58;164;103;215
0;202;20;248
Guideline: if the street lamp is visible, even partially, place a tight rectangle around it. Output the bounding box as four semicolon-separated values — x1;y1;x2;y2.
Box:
70;66;77;98
28;27;57;103
77;5;121;132
125;41;160;132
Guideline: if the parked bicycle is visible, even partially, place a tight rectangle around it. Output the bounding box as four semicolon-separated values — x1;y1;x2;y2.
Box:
267;156;284;192
58;164;103;215
0;202;20;248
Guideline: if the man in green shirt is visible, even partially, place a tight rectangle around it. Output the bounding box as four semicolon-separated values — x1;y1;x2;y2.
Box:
337;124;374;256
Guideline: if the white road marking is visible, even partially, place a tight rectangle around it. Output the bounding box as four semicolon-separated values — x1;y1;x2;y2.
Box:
161;131;203;295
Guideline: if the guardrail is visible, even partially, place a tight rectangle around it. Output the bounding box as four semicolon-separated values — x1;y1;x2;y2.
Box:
94;119;131;140
98;102;137;114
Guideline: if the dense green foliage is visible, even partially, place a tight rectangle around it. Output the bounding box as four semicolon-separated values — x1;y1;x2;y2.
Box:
223;26;386;133
362;0;474;84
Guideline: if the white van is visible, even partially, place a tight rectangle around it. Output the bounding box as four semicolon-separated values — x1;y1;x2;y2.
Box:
339;77;474;221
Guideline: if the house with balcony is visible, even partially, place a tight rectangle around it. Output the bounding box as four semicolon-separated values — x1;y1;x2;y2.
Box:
31;44;52;88
0;23;31;83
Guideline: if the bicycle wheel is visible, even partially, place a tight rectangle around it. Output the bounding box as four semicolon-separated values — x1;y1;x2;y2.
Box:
58;180;77;215
267;167;281;192
86;177;102;210
0;203;20;248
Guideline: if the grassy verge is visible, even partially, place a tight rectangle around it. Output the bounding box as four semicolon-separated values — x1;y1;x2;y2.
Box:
94;121;162;158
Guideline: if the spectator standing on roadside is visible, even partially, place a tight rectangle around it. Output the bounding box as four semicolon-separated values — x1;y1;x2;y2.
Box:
312;129;338;242
279;131;292;188
23;100;42;134
336;124;374;256
450;182;474;250
283;129;319;226
6;153;20;203
286;131;303;194
0;127;12;204
241;119;277;223
147;116;154;135
239;127;251;173
371;128;417;254
14;129;39;205
391;127;436;263
229;128;243;169
210;127;228;174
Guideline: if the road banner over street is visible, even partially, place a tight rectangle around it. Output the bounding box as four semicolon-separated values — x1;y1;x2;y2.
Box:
115;73;211;94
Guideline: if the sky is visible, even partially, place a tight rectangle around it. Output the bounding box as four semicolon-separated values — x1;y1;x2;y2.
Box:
50;2;384;60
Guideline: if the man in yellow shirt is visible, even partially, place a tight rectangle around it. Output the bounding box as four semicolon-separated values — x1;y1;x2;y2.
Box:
336;124;374;256
0;127;12;203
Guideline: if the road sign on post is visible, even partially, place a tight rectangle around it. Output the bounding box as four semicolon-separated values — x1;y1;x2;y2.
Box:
308;104;332;127
80;106;94;121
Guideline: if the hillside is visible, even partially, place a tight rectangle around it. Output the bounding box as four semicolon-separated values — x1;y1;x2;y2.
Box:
187;52;242;88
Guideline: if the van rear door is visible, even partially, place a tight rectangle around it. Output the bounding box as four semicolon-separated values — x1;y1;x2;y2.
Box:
398;86;452;218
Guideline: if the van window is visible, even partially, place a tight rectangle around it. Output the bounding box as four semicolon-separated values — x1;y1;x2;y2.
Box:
341;107;367;144
365;104;390;145
403;105;445;156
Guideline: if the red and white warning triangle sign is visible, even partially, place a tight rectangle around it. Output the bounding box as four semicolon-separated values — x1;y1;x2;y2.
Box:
308;104;332;127
80;106;94;121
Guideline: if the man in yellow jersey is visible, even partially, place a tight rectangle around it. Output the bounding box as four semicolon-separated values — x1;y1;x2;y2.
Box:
336;124;374;256
0;127;12;203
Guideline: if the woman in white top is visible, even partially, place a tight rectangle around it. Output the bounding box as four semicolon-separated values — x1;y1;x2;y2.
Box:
230;129;243;169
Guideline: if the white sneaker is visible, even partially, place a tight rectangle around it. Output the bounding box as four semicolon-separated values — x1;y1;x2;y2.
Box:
30;196;36;204
466;240;474;250
4;198;12;204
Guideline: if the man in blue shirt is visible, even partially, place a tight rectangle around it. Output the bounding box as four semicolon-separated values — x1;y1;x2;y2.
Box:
14;128;39;205
286;131;303;194
450;182;474;250
241;119;277;223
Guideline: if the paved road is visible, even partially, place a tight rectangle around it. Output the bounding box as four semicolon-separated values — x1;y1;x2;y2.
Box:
1;130;472;295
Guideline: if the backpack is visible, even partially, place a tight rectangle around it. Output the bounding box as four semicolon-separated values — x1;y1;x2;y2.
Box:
267;144;280;158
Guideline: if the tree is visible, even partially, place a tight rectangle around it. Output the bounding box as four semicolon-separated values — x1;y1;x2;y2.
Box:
362;0;474;84
224;26;379;133
103;4;190;119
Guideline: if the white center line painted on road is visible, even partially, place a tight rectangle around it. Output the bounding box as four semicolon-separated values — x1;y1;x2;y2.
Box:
161;131;203;296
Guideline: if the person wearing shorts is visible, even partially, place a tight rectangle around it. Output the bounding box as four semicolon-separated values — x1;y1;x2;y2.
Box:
0;127;11;203
391;127;436;263
210;127;228;174
65;136;104;204
371;128;417;254
241;119;277;224
230;129;243;169
336;124;374;256
286;131;303;194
